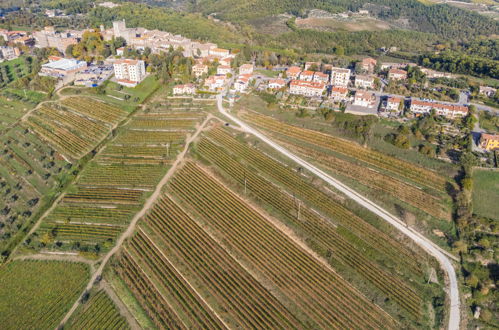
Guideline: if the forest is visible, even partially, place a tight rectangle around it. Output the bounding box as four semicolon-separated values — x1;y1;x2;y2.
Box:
193;0;499;40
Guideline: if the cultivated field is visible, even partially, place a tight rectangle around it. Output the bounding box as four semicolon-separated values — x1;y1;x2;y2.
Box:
28;96;207;255
64;289;129;330
241;112;452;220
0;260;89;330
26;97;127;159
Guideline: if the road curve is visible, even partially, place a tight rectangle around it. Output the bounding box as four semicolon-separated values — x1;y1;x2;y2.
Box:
216;95;460;330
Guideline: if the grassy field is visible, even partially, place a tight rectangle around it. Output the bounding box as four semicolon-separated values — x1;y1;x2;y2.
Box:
472;169;499;221
0;260;89;330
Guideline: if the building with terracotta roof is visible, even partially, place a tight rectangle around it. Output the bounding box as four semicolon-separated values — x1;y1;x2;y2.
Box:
304;61;321;71
330;86;349;102
313;72;329;84
479;133;499;151
388;68;407;81
286;66;301;79
361;57;377;73
355;75;375;89
239;64;254;75
299;70;315;82
330;67;351;87
234;74;253;92
209;48;230;58
289;80;325;97
173;83;196;95
192;64;208;78
113;59;146;87
217;65;232;75
268;78;286;90
385;97;403;112
353;90;376;108
409;99;468;118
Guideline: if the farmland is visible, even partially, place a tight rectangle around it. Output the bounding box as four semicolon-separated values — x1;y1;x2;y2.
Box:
26;97;127;160
167;162;399;328
26;95;207;255
472;169;499;221
64;289;129;330
240;112;453;222
0;260;89;330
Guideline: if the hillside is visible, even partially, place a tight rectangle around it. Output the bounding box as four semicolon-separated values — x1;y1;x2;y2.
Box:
193;0;499;40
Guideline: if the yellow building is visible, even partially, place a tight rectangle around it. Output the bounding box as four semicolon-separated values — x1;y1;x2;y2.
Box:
480;133;499;151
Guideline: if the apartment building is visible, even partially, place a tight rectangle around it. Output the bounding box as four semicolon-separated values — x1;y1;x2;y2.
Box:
354;75;375;89
289;80;325;97
286;66;301;79
410;99;469;118
330;86;349;102
353;90;376;108
313;72;330;84
330;67;351;87
388;68;408;81
113;59;146;87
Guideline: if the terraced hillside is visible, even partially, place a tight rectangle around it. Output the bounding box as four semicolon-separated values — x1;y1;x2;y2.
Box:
26;97;209;255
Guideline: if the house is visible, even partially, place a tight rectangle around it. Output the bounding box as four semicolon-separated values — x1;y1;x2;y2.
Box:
192;64;208;78
234;74;252;92
304;61;321;71
219;57;232;66
299;70;315;82
313;72;329;84
330;67;351;87
268;78;286;90
217;65;232;75
420;68;454;79
209;48;230;58
409;99;469;118
329;86;349;102
113;59;146;87
289;80;325;97
204;75;226;91
479;86;497;98
0;46;20;61
173;83;196;95
116;47;124;56
361;57;377;73
239;63;254;75
353;91;376;108
385;97;403;112
354;75;375;89
40;57;87;78
479;133;499;151
286;66;301;79
388;68;407;81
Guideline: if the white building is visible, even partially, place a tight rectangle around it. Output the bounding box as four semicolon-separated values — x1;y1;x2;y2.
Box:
268;78;286;90
385;97;403;112
353;91;376;108
234;74;252;92
217;65;232;75
388;69;407;81
239;64;254;75
40;57;87;78
113;59;146;87
299;70;315;82
330;86;349;102
192;64;208;78
173;83;196;95
209;48;230;58
204;75;227;91
0;46;19;61
289;80;325;97
313;72;329;84
355;75;375;89
330;67;351;87
410;99;468;118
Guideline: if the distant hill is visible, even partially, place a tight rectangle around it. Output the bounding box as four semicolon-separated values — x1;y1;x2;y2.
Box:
193;0;499;40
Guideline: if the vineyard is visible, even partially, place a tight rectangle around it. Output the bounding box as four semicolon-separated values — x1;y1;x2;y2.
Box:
64;290;129;330
205;128;423;276
26;97;127;159
274;136;451;220
167;162;399;329
28;96;206;254
241;112;448;193
197;136;424;320
0;260;89;330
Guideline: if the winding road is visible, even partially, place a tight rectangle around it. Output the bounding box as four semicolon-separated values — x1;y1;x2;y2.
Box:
216;94;460;330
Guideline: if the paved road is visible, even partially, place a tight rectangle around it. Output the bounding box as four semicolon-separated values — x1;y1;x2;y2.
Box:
216;94;460;330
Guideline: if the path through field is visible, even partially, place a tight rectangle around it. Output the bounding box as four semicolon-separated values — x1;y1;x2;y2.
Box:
216;94;461;330
58;114;214;327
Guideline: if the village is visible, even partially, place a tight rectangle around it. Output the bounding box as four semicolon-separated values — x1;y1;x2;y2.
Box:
0;19;498;153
